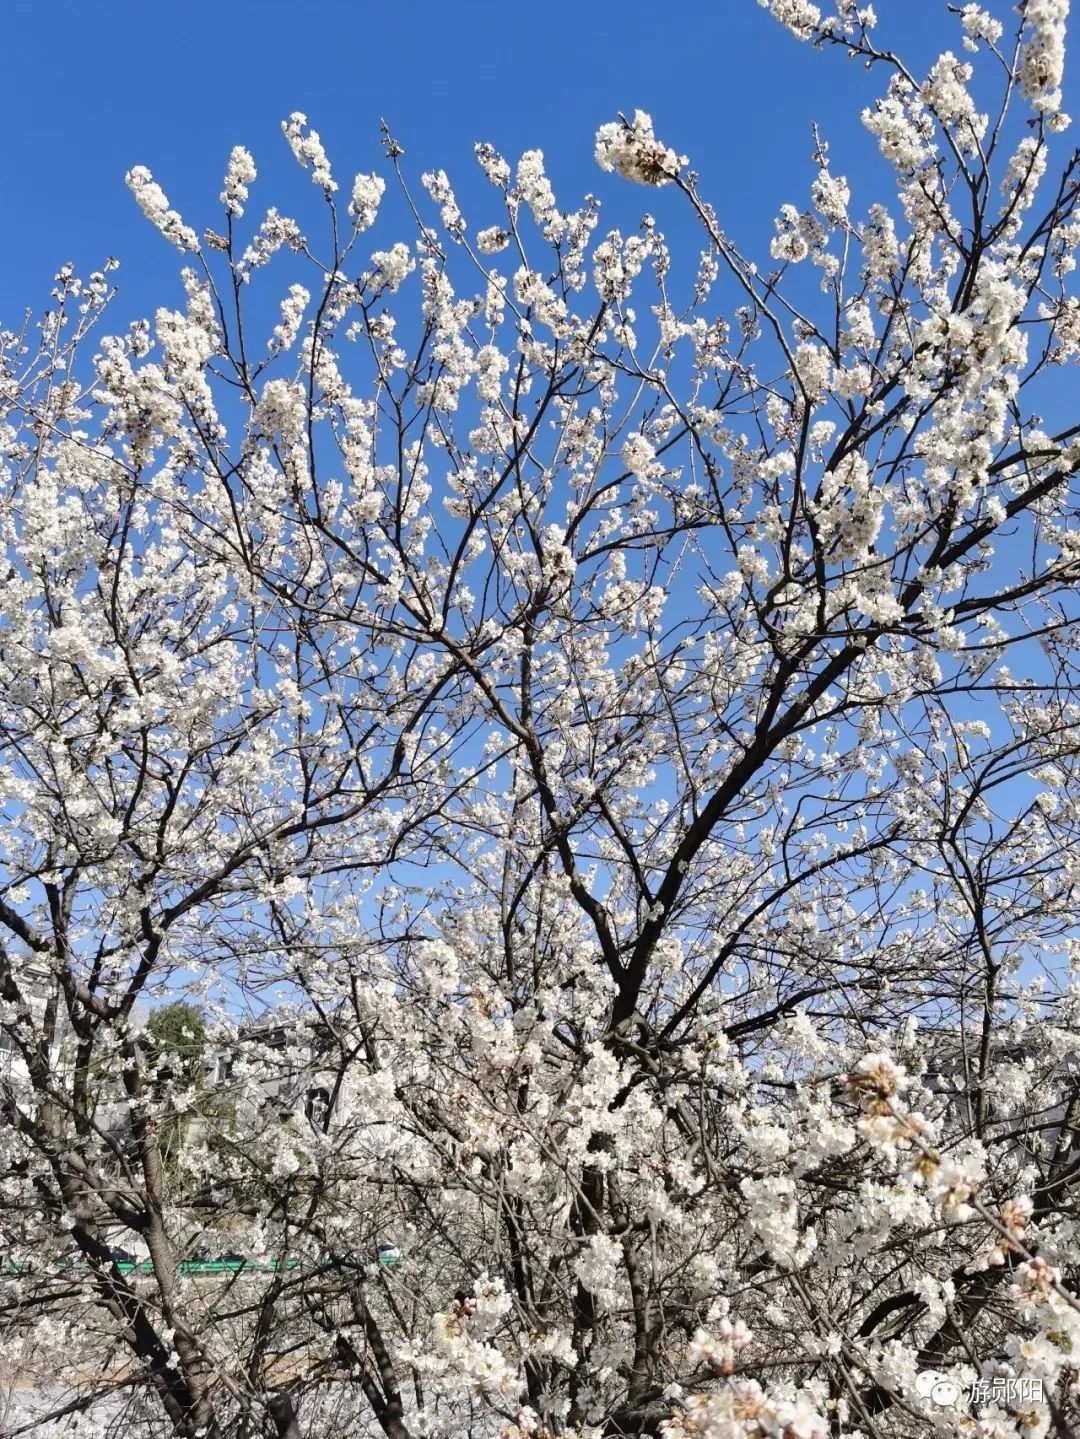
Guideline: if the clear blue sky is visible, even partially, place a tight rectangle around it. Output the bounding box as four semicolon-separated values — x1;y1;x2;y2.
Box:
1;0;1026;327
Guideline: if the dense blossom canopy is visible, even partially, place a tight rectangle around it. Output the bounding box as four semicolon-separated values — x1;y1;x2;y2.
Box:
2;3;1080;1437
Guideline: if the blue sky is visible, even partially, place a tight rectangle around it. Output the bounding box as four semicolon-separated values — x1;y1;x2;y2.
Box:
4;2;1078;1014
0;0;1000;327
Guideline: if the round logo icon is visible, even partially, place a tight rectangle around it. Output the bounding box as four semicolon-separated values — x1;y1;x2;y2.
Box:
914;1371;961;1407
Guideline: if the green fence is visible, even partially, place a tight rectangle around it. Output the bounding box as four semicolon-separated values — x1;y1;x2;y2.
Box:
2;1249;401;1278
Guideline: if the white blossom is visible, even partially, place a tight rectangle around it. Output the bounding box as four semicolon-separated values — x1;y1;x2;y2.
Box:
125;165;199;251
220;145;257;217
349;171;385;231
595;110;684;185
281;111;336;190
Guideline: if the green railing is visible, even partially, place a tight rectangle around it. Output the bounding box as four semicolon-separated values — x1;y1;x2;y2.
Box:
2;1249;401;1278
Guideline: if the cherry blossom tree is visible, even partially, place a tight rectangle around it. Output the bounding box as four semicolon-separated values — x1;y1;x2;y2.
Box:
3;2;1080;1436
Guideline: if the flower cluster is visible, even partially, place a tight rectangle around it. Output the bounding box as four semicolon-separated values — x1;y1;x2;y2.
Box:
349;171;384;231
281;111;336;190
220;145;257;217
125;166;199;251
760;0;822;41
595;110;684;186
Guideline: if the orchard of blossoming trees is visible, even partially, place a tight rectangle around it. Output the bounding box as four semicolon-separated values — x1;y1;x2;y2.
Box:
2;1;1080;1436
